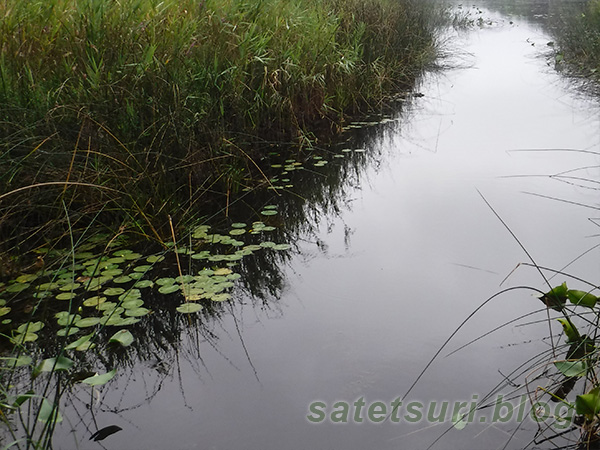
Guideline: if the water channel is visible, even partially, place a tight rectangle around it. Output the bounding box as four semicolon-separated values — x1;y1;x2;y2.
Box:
34;1;600;449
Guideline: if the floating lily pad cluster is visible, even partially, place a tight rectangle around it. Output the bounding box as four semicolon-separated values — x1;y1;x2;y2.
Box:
0;203;295;341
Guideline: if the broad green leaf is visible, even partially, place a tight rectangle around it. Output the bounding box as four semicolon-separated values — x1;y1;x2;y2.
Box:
260;210;278;216
81;369;117;386
176;303;203;314
83;296;106;307
65;333;94;350
158;284;180;295
109;330;134;347
124;307;150;317
38;398;62;424
213;268;232;276
34;356;74;377
576;387;600;417
554;360;587;378
75;317;101;328
56;327;80;336
104;287;125;296
557;318;580;342
567;289;598;308
17;322;44;334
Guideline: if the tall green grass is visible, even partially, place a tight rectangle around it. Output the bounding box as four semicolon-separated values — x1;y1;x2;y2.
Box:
0;0;445;253
550;0;600;88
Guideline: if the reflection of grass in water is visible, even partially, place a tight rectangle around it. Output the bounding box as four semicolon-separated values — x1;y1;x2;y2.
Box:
405;174;600;449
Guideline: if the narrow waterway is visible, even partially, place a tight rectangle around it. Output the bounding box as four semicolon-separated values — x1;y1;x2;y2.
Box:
54;3;600;450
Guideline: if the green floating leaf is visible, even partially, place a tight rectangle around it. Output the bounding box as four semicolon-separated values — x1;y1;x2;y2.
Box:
122;299;144;309
554;360;587;378
231;222;246;228
16;274;38;283
57;314;81;327
38;398;62;424
83;296;106;307
576;387;600;418
211;293;232;302
133;279;154;289
6;283;30;293
34;356;74;376
229;229;246;236
65;333;95;350
75;317;101;328
567;289;597;308
156;277;175;286
56;292;76;300
104;287;125;296
273;244;291;251
10;332;38;344
1;355;33;368
122;252;143;260
109;330;134;347
57;327;80;337
133;265;152;273
176;303;203;314
146;255;165;264
260;210;278;216
540;282;568;311
101;269;123;277
59;282;81;291
124;307;150;317
17;321;44;334
158;284;180;295
81;369;117;386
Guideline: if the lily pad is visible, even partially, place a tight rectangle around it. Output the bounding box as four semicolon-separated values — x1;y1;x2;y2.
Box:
158;284;180;295
83;296;106;307
213;268;233;276
81;369;117;386
133;279;154;289
75;317;101;328
124;307;150;317
146;255;165;264
211;293;232;302
57;327;80;337
18;321;44;334
113;275;133;284
260;210;278;216
109;330;134;347
176;303;203;314
104;287;125;296
229;229;246;236
56;292;76;300
6;283;30;293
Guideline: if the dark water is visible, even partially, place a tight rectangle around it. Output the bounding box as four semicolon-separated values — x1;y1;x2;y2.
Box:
27;2;600;450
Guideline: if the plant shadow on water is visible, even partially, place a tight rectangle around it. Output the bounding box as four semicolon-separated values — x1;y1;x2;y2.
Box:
0;100;417;448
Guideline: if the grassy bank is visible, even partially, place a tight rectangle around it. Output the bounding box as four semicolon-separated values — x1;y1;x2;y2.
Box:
550;0;600;87
0;0;444;255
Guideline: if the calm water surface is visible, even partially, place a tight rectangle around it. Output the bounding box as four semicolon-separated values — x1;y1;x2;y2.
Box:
55;4;600;450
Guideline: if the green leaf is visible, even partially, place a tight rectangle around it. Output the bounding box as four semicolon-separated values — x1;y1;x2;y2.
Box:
38;398;62;424
176;303;203;314
17;321;44;334
554;360;587;378
576;387;600;417
65;333;95;350
109;330;134;347
567;289;598;308
557;318;581;342
158;284;180;295
81;369;117;386
34;356;74;377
